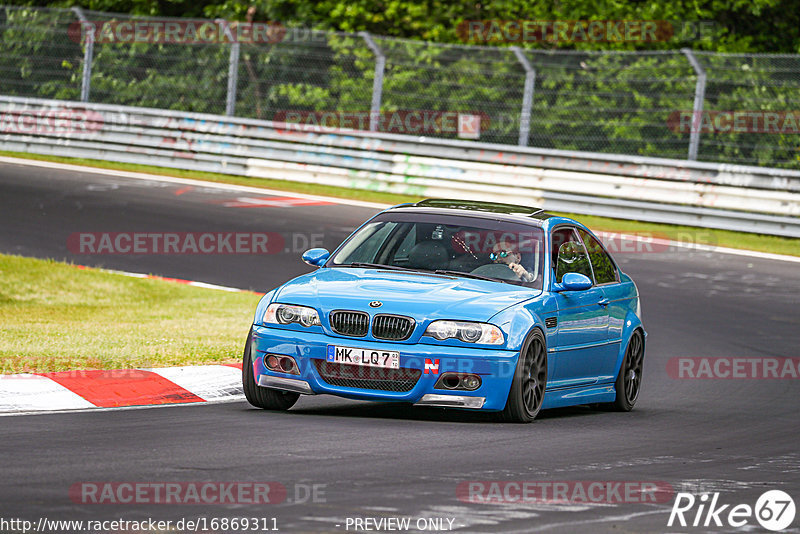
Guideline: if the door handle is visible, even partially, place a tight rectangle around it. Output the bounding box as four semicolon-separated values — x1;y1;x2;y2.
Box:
598;298;610;307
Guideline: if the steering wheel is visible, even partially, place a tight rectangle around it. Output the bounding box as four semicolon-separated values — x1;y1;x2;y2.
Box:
470;263;521;281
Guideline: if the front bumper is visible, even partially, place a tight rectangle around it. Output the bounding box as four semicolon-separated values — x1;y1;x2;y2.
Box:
251;324;519;411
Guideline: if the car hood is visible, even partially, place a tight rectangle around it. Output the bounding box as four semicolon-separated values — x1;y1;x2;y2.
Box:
273;267;539;322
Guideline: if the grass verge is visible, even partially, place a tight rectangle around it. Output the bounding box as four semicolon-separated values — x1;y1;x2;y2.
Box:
0;254;260;374
1;150;798;257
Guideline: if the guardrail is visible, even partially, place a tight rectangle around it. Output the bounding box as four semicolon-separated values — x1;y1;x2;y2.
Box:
1;95;799;237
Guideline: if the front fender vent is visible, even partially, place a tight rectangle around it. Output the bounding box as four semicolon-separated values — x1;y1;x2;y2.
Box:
545;317;558;329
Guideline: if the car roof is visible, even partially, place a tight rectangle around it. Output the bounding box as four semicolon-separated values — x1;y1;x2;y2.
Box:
387;198;561;226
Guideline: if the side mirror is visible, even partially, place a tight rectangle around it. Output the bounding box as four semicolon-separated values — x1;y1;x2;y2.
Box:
302;248;330;267
554;272;593;292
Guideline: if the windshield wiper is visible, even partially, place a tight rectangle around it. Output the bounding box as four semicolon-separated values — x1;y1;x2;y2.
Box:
345;262;416;271
434;269;503;283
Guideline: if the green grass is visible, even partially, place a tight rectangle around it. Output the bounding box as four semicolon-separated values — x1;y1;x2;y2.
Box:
2;150;798;256
0;254;260;374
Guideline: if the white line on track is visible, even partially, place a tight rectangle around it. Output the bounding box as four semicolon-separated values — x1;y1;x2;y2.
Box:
0;155;387;209
2;155;798;264
91;266;256;293
500;506;669;533
0;395;246;417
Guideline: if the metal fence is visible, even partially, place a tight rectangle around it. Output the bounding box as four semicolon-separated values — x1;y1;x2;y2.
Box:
2;5;800;168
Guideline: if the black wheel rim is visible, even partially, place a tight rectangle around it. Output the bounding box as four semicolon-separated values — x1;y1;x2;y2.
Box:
522;338;547;415
624;333;643;404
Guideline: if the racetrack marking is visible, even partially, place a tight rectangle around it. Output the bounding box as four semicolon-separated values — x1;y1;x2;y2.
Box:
0;395;245;418
501;506;668;533
0;374;94;412
146;365;243;400
0;155;386;209
603;230;800;264
0;265;252;415
2;155;796;263
0;363;246;415
301;502;611;533
220;196;333;208
72;264;261;294
40;369;205;408
302;501;644;534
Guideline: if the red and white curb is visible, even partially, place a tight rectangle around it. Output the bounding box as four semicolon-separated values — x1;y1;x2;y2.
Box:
1;266;256;416
0;364;245;415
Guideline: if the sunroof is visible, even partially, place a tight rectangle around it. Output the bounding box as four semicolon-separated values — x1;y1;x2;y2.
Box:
412;198;544;216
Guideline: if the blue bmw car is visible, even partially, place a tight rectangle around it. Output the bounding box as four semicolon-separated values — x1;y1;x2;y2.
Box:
243;199;645;422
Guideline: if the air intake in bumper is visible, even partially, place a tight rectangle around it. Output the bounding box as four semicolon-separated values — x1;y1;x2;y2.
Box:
313;360;421;392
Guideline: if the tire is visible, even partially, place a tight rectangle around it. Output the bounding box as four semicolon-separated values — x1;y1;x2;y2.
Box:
609;329;644;411
499;329;547;423
242;327;300;411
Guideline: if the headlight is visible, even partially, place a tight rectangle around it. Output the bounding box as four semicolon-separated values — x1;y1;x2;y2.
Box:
424;320;504;345
263;303;320;327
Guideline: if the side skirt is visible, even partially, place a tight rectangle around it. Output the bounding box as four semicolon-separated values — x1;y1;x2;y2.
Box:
541;383;616;410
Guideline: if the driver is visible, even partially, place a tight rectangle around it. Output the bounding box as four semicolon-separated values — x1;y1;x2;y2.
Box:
491;240;535;282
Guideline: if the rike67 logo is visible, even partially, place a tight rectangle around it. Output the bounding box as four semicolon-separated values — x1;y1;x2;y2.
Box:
669;490;796;531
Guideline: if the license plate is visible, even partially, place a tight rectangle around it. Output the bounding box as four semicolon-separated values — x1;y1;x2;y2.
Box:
326;345;400;369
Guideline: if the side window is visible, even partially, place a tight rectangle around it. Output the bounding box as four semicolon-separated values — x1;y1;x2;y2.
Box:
552;228;594;283
579;229;618;284
551;228;572;269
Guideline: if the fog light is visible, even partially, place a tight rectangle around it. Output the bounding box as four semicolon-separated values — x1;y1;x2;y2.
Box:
264;354;299;375
461;375;481;391
434;372;482;391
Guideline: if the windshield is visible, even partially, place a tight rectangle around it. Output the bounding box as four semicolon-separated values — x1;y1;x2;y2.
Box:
330;212;544;288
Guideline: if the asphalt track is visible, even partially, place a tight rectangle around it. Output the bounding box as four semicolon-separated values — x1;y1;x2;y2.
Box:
1;159;799;533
